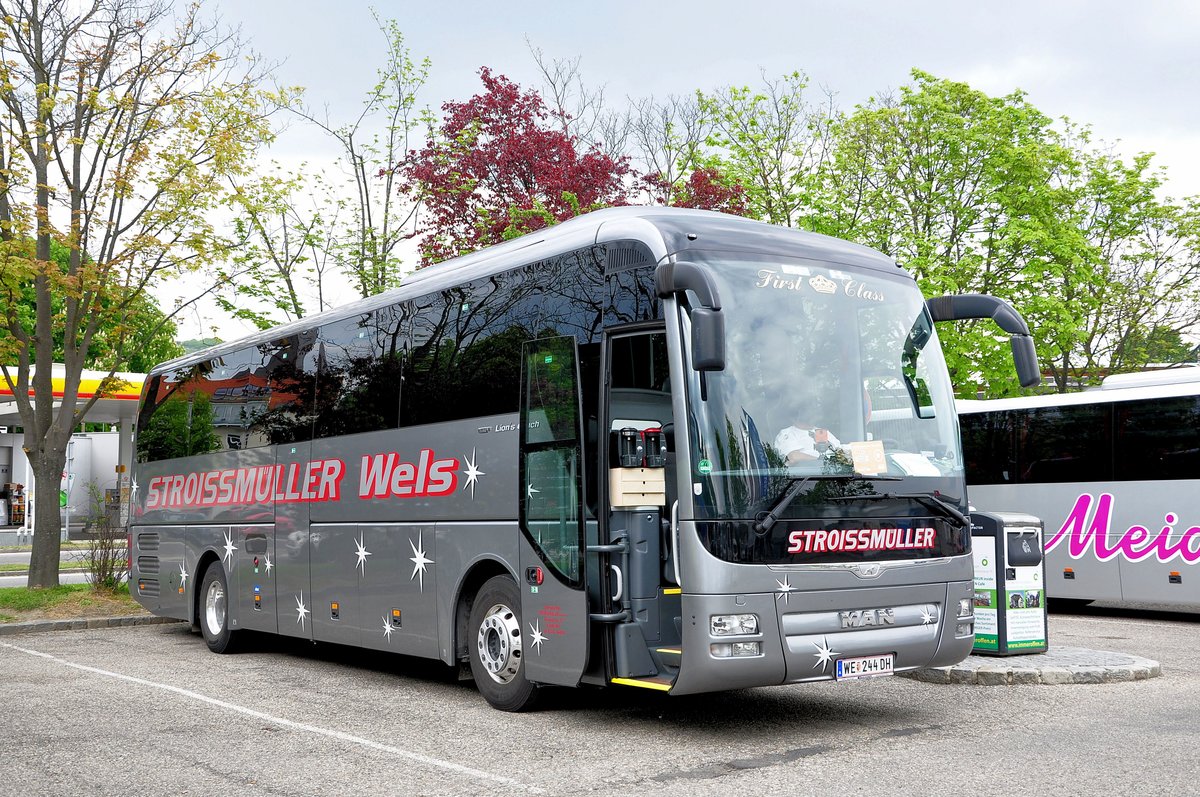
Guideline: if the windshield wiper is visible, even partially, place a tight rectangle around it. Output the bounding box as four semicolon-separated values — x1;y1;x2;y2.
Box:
827;490;969;528
754;473;903;535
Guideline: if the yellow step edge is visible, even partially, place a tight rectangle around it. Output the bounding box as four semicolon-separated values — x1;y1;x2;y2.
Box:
661;587;682;595
611;677;672;692
655;648;682;655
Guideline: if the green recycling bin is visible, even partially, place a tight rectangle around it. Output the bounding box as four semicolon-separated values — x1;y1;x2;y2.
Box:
970;511;1048;656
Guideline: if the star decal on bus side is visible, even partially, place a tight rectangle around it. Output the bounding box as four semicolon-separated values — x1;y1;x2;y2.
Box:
920;606;935;625
529;620;547;654
381;615;394;642
462;448;484;499
812;637;837;671
178;562;188;591
263;554;273;576
409;531;433;592
775;575;796;605
130;479;139;506
526;483;540;500
222;531;238;567
354;533;372;575
295;593;309;629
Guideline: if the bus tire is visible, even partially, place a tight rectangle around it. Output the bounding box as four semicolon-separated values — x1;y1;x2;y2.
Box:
468;575;539;712
199;562;241;654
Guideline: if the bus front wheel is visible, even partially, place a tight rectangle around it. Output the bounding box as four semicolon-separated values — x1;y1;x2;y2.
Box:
199;563;241;654
468;575;540;712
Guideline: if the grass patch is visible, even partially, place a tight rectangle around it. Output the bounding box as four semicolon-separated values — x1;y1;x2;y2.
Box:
0;583;144;623
0;563;89;573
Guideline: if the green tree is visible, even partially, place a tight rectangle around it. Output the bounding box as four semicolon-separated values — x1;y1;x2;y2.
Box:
813;72;1091;396
0;0;280;588
698;71;836;227
296;13;430;298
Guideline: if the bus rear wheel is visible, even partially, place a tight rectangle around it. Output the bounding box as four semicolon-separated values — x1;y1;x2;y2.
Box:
468;575;539;712
199;562;241;654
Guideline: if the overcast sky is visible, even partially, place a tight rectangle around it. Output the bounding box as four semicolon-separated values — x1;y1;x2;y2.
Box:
186;0;1200;338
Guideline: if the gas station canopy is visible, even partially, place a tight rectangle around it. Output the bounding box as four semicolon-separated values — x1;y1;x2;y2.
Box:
0;364;146;429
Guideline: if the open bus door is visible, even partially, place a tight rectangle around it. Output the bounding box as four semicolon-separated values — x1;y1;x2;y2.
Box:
517;336;590;686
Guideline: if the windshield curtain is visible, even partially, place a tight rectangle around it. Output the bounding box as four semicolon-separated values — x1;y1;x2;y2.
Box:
681;252;966;523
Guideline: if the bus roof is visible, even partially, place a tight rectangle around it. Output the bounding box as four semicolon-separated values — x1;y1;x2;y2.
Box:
957;367;1200;414
153;206;906;377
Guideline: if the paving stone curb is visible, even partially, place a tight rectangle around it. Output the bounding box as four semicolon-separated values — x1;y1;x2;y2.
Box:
0;615;185;636
900;645;1162;685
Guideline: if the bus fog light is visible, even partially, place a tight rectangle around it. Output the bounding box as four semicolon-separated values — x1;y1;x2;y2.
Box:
711;641;762;658
956;623;973;637
711;614;759;636
958;599;973;618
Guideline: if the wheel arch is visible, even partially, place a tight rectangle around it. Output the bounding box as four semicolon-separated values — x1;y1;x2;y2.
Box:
192;550;223;627
452;558;516;663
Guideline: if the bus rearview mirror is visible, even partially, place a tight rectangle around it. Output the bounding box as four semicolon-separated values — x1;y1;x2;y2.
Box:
691;308;725;371
1011;334;1040;388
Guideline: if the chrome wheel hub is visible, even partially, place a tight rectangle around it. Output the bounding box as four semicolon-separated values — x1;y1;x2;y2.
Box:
476;602;522;684
204;577;226;636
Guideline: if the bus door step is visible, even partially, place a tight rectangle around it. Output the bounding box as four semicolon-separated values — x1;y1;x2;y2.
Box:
654;646;681;669
614;622;657;678
611;674;673;692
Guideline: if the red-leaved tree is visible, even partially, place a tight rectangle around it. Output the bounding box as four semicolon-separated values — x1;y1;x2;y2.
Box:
644;166;749;216
398;68;631;266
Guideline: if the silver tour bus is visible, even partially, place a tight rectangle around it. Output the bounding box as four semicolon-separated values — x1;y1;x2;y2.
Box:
959;367;1200;608
129;207;1039;710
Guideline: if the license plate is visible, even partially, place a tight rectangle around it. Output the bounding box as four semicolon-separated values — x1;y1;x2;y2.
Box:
835;653;895;680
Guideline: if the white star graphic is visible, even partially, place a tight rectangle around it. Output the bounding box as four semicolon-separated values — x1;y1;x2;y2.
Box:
526;482;540;500
130;479;139;505
812;637;837;671
354;532;372;575
775;575;796;605
463;448;485;499
222;531;238;567
381;615;394;642
920;606;935;625
263;554;273;576
295;593;309;628
529;620;548;654
409;531;434;592
178;562;189;590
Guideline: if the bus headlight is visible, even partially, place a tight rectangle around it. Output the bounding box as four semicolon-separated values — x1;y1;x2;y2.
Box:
711;614;759;636
711;642;762;658
958;599;973;618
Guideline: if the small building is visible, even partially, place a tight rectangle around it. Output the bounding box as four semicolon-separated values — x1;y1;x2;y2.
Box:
0;365;144;538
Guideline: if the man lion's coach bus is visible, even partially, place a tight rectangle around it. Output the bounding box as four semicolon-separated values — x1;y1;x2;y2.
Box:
959;368;1200;609
130;207;1039;710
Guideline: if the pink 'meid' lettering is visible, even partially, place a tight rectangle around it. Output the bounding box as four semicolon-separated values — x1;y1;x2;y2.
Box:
1045;493;1120;561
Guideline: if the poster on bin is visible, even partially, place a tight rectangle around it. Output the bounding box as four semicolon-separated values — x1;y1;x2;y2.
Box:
972;536;998;651
1004;554;1046;650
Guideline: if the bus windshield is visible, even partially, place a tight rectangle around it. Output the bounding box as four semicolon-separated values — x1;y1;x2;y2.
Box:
681;252;965;521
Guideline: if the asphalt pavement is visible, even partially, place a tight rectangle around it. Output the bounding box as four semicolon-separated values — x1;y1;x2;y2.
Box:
0;603;1196;796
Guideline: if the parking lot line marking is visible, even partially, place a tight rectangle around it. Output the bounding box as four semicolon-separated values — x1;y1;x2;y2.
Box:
1;640;544;794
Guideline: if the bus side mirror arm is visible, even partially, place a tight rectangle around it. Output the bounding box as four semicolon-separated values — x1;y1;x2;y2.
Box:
926;293;1041;388
656;260;725;371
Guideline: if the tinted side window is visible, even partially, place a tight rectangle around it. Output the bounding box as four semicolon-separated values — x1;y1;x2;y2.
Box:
316;307;405;438
1015;404;1112;483
136;364;222;462
1115;396;1200;480
206;346;272;452
403;272;538;426
960;411;1015;485
255;333;318;444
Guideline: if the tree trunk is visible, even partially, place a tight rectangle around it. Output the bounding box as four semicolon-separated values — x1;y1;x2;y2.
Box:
27;453;65;589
